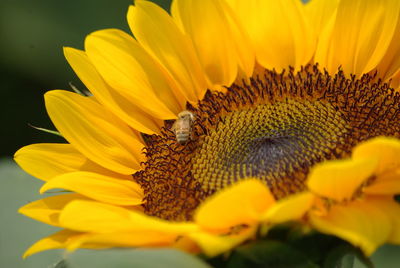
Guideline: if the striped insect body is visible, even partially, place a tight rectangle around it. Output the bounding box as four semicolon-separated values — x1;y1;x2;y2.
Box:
172;111;195;144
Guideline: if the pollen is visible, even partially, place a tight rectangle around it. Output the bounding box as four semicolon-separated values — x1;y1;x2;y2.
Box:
135;65;400;221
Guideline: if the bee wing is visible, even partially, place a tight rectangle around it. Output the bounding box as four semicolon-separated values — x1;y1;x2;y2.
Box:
174;118;192;132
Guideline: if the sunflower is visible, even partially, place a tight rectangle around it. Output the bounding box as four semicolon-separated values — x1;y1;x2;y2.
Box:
263;137;400;256
15;0;400;261
306;137;400;256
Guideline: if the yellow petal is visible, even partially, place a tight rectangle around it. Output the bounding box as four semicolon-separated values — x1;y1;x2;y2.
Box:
172;0;254;87
127;1;207;102
66;230;178;251
364;197;400;245
40;172;143;206
263;192;314;223
18;193;87;226
14;143;85;181
85;29;181;119
45;90;145;174
315;0;400;75
173;236;201;254
23;229;85;258
353;136;400;174
375;17;400;85
307;158;377;202
188;227;256;257
304;0;339;37
64;47;162;134
194;179;275;231
363;169;400;195
225;0;315;71
14;143;127;181
59;200;198;234
309;201;391;256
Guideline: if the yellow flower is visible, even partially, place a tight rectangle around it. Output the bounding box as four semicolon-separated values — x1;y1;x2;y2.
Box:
18;179;302;258
307;137;400;256
14;0;400;259
273;137;400;256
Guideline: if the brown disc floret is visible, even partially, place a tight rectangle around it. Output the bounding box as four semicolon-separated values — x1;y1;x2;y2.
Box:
134;65;400;221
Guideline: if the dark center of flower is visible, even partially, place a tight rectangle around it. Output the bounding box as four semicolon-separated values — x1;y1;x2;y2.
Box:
191;99;347;198
134;65;400;221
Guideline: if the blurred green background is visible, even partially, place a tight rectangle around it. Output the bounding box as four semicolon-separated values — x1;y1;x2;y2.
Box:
1;0;400;267
0;0;170;158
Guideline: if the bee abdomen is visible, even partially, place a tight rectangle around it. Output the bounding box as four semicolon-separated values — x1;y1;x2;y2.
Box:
176;131;190;144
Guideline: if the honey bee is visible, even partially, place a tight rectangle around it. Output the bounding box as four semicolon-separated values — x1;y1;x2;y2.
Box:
172;110;195;144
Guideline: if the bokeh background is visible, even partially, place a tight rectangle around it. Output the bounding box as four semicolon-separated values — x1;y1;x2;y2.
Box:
0;0;399;267
0;0;169;158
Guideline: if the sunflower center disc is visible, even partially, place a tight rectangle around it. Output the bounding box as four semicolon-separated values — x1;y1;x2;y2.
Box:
136;65;400;221
191;99;347;198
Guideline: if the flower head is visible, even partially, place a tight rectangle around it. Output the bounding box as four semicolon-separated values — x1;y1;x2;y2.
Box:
15;0;400;261
305;137;400;255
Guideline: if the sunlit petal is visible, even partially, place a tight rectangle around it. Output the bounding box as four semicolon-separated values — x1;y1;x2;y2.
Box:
23;230;86;258
59;200;198;234
45;90;145;174
40;172;143;206
85;29;182;118
172;0;254;88
64;47;162;134
225;0;315;71
307;158;377;201
194;179;275;231
263;192;314;223
309;201;391;255
19;194;87;226
188;227;256;257
315;0;400;75
128;1;207;102
352;136;400;174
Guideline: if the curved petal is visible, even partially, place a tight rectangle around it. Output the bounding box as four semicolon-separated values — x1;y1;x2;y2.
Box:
225;0;315;71
64;47;162;134
173;236;200;254
172;0;254;88
194;179;275;231
127;1;207;102
40;172;143;206
188;227;256;257
304;0;339;37
307;158;378;202
14;143;83;181
18;193;87;226
376;7;400;85
59;200;198;234
66;231;178;251
375;16;400;86
309;201;391;256
23;230;87;258
363;169;400;195
263;192;314;223
85;29;182;119
45;90;145;174
14;143;127;181
352;136;400;174
368;197;400;244
315;0;400;76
